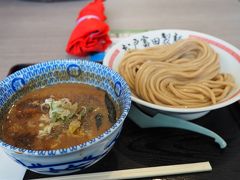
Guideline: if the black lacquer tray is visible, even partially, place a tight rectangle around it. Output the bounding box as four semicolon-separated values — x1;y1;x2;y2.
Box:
7;64;240;180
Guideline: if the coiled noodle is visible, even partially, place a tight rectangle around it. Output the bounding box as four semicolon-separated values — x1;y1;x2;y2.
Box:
119;38;235;108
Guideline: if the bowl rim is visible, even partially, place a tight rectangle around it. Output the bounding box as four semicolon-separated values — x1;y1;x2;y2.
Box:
103;29;240;113
0;59;132;156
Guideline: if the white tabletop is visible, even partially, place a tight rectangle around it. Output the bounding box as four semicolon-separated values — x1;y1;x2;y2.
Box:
0;0;240;80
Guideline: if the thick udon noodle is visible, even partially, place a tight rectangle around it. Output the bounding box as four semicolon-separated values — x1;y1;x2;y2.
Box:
119;38;235;108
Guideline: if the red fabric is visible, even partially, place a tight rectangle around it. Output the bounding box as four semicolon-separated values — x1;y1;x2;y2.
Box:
66;0;111;57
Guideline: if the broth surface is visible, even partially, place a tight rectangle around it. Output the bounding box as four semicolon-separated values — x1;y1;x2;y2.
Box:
1;83;119;150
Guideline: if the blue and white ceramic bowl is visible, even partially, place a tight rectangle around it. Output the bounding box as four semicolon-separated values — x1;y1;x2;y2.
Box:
0;60;131;175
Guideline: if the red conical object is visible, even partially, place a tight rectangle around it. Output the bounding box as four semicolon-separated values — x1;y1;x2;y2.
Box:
66;0;112;57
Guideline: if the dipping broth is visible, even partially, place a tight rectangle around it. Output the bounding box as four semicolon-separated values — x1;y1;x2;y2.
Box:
1;83;120;150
